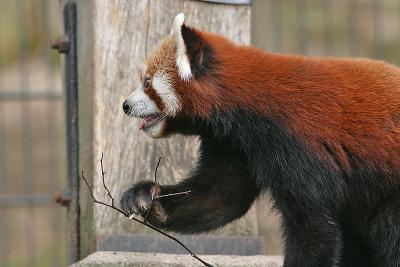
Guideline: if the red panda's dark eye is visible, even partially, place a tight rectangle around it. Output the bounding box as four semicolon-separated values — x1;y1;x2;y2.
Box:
143;78;151;88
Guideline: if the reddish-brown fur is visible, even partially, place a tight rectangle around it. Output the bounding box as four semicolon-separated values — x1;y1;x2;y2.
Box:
145;86;165;111
171;31;400;176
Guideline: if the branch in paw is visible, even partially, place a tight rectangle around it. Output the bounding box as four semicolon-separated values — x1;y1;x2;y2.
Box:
81;153;213;267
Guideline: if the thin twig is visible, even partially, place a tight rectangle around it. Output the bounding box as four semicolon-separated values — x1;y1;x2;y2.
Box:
155;190;192;199
154;155;162;184
80;157;213;267
100;152;114;206
81;170;126;215
144;156;162;222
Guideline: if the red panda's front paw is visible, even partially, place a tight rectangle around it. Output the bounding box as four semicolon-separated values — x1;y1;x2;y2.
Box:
120;181;160;216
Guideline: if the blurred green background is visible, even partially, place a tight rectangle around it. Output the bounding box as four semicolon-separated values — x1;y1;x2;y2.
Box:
0;0;399;267
0;0;66;267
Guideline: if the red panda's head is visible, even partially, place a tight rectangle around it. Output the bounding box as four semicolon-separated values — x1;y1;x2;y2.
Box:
122;13;239;138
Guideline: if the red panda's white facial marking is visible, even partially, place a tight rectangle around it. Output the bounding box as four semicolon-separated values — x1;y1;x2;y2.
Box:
123;82;166;138
124;85;159;118
152;71;181;116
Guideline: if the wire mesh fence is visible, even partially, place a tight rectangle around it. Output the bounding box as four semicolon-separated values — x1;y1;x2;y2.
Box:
254;0;400;65
0;0;399;266
0;0;66;266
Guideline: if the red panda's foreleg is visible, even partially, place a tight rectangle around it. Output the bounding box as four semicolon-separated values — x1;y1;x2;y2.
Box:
120;137;260;233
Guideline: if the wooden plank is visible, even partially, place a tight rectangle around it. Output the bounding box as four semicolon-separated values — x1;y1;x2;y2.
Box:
92;0;153;235
210;4;251;44
85;0;257;240
184;0;213;31
98;234;264;255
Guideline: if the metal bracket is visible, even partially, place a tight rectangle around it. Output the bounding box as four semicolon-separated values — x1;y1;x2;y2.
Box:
53;188;72;207
197;0;251;5
51;35;70;54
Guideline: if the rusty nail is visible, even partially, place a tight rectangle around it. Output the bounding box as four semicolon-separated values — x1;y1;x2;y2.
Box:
54;190;71;207
51;35;69;53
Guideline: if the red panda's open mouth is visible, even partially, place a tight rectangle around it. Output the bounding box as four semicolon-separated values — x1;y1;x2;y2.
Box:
138;113;167;131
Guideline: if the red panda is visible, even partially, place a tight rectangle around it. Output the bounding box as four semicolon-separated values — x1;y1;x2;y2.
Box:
121;13;400;267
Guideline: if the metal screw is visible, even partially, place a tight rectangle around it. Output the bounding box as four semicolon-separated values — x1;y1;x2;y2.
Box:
51;35;69;54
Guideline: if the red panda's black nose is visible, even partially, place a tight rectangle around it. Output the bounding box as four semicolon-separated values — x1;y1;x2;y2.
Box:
122;100;130;114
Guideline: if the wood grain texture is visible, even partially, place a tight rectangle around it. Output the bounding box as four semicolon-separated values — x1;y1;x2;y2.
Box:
76;0;97;258
88;0;255;236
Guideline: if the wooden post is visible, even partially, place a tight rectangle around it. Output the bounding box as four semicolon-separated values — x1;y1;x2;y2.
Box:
76;0;259;259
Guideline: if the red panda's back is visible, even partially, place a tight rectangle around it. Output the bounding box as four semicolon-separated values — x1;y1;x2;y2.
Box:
273;56;400;177
211;38;400;177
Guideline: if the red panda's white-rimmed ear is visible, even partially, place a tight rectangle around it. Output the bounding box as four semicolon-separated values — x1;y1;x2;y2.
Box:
172;13;192;81
172;13;217;80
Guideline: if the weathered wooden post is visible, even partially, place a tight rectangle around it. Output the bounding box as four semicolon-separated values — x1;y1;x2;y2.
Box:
62;0;269;263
